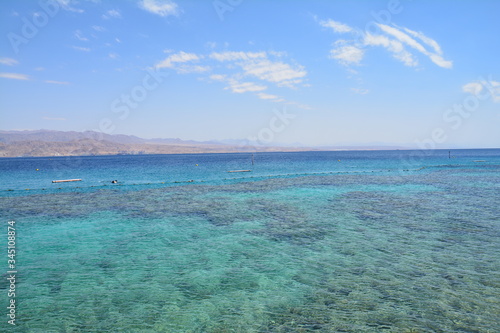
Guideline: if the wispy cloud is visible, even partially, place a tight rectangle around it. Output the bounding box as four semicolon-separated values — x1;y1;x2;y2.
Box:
402;26;443;55
463;82;483;96
0;58;19;66
0;73;30;80
319;18;452;69
45;80;70;85
210;51;267;62
92;25;106;32
210;51;306;88
320;19;352;33
463;80;500;103
209;74;226;81
156;50;309;108
156;51;209;73
225;80;267;94
102;9;121;19
72;46;91;52
364;33;417;67
74;30;88;41
55;0;84;13
351;88;369;95
329;42;365;66
240;58;307;88
257;92;281;100
139;0;179;17
377;24;452;69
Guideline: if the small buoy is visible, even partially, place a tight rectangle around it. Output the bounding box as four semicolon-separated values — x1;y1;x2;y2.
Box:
338;160;341;162
195;164;198;166
36;169;39;171
111;180;118;184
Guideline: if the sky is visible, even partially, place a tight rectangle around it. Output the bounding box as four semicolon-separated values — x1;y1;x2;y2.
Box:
0;0;499;148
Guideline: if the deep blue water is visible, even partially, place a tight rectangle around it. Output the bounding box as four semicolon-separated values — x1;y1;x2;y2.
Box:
1;149;498;194
0;149;499;332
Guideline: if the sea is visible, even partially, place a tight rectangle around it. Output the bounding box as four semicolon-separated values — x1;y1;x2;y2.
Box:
0;149;499;332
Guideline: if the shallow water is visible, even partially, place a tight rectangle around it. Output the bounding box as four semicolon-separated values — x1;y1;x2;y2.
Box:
1;150;499;332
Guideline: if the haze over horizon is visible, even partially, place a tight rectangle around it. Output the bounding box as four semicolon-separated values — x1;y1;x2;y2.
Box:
1;0;499;149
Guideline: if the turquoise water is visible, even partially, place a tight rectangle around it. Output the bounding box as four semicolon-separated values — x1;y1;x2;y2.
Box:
0;150;499;332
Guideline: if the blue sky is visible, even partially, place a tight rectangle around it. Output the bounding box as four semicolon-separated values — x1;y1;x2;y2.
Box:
0;0;499;148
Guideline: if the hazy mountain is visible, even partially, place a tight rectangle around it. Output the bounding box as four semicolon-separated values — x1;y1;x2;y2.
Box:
0;130;313;157
0;130;144;145
0;130;416;158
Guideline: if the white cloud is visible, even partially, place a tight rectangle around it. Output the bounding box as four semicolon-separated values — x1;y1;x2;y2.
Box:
72;46;91;52
377;24;452;69
159;49;307;105
156;51;200;68
92;25;106;32
45;80;70;85
269;50;287;58
0;73;30;80
209;51;306;88
257;92;280;100
210;51;267;62
320;19;353;33
320;18;452;70
429;54;453;70
109;53;119;59
74;30;88;41
463;82;483;95
351;88;369;95
55;0;84;13
156;51;209;73
139;0;179;17
463;80;500;103
330;44;365;66
209;74;226;81
0;58;18;66
102;9;121;19
490;81;500;102
176;65;210;74
205;41;217;50
364;34;417;67
225;80;267;94
377;24;427;54
402;27;443;55
241;59;307;88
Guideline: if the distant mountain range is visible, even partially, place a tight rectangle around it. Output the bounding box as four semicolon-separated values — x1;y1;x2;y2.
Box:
0;130;315;157
0;130;410;157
